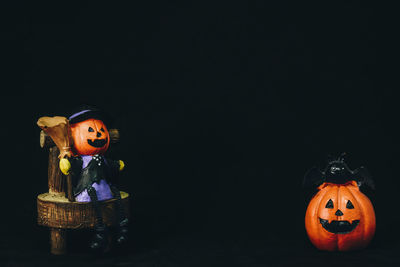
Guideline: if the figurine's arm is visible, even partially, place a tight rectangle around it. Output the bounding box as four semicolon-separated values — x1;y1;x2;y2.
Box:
59;157;82;176
107;158;125;172
104;159;124;184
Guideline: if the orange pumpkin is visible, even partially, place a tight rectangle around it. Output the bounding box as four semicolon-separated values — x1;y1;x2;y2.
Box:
70;119;110;155
305;181;375;251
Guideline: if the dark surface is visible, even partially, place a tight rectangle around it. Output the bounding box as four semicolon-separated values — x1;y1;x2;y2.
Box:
2;1;400;266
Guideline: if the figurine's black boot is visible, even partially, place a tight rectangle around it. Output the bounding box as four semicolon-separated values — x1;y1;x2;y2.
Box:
115;218;129;245
90;224;109;252
87;186;109;252
110;185;129;246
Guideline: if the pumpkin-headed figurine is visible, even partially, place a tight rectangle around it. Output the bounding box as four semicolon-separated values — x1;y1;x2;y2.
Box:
303;154;376;251
59;107;128;252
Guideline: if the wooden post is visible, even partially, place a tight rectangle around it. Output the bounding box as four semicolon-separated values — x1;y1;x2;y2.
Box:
66;174;74;202
47;146;68;254
48;146;64;195
50;228;67;255
109;129;120;144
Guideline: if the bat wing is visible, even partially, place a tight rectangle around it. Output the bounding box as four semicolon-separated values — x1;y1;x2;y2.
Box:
303;167;324;189
353;166;375;190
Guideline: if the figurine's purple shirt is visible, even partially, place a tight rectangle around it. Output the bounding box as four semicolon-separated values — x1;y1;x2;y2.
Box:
75;180;113;202
75;155;113;202
81;155;92;168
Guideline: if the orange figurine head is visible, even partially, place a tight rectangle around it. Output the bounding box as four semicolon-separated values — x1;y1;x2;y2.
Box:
70;118;110;156
68;107;110;156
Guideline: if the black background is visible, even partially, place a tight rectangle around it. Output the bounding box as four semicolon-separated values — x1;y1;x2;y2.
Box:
1;1;400;266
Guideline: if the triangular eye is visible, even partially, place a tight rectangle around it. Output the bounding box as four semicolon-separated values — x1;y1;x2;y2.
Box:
325;199;334;209
88;127;94;132
346;200;354;209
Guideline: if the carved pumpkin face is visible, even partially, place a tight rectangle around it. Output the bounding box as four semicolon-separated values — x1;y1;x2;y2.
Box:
70;119;110;155
305;181;375;251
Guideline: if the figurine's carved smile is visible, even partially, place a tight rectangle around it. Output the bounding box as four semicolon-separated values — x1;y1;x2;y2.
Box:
87;138;108;148
319;218;360;234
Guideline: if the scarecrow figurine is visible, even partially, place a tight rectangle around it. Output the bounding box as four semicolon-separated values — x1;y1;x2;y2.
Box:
55;107;129;251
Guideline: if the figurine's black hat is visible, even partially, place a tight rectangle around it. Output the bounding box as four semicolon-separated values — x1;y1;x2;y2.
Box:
68;105;111;125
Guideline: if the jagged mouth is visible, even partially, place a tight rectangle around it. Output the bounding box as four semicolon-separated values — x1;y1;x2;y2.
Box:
319;218;360;234
87;138;108;148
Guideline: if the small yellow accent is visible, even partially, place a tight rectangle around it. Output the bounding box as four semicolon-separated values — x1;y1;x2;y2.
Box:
59;158;71;175
119;160;125;171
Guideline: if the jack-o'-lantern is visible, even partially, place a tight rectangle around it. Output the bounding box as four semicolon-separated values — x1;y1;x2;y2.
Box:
70;118;110;155
305;180;376;251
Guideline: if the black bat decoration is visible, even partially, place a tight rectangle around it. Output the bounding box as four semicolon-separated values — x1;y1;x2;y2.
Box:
303;153;375;190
